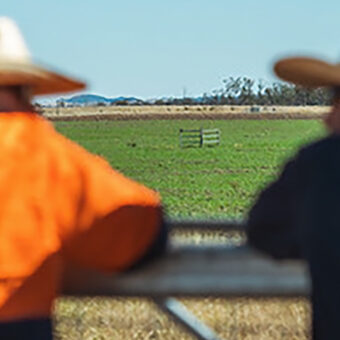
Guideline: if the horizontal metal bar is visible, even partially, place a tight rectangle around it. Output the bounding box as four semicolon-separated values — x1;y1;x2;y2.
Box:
203;140;219;145
62;245;310;298
180;132;201;134
202;129;220;133
180;135;201;139
180;129;201;133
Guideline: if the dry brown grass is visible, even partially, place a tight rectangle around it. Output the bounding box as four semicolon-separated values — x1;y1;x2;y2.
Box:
54;297;311;340
43;105;329;121
53;231;312;340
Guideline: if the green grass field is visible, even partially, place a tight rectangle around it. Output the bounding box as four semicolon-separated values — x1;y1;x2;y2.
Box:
54;119;324;340
56;119;325;218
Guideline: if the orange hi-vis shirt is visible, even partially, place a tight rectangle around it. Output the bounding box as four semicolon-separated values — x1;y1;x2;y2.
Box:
0;112;162;322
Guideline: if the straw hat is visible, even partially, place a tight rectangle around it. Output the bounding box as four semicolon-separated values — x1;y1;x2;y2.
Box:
274;56;340;88
0;17;86;95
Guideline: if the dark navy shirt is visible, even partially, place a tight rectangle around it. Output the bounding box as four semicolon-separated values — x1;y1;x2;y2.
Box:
246;134;340;340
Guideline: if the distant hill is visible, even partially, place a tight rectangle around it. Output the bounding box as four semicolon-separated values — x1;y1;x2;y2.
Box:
57;94;143;106
53;94;221;107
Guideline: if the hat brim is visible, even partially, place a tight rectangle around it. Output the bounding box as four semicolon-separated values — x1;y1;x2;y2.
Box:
0;61;86;95
274;57;340;88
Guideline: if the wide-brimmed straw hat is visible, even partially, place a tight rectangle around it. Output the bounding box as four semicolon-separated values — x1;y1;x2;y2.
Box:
0;17;86;95
274;56;340;88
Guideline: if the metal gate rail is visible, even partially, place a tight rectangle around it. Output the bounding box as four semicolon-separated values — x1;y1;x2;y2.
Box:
62;219;309;340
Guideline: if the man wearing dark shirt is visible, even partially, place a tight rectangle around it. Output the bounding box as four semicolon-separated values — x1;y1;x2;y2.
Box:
246;56;340;340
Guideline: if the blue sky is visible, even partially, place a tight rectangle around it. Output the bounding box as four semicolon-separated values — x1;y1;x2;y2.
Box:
3;0;340;100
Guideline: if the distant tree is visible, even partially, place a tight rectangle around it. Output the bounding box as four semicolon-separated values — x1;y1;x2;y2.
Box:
182;97;195;105
113;100;129;106
213;77;332;106
154;99;166;105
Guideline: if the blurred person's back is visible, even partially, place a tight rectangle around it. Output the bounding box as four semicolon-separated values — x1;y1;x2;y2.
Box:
0;112;162;322
0;17;165;340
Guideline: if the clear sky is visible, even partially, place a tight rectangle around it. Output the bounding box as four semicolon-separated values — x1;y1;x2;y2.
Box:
3;0;340;100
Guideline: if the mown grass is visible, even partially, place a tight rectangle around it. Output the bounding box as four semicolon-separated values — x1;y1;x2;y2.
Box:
53;119;324;339
55;119;325;218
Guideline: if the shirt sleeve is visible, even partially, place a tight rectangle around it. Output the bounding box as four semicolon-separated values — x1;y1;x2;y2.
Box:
246;156;303;260
61;140;164;272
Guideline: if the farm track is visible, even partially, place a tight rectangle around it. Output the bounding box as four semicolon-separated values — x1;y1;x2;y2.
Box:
46;112;325;121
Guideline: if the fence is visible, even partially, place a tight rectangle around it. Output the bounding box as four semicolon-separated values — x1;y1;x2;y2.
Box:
62;219;309;340
179;128;220;148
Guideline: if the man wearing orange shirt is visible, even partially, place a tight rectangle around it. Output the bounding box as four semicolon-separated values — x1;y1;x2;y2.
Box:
0;17;167;339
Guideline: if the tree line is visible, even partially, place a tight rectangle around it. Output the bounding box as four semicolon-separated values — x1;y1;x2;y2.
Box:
158;77;332;106
47;77;333;108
